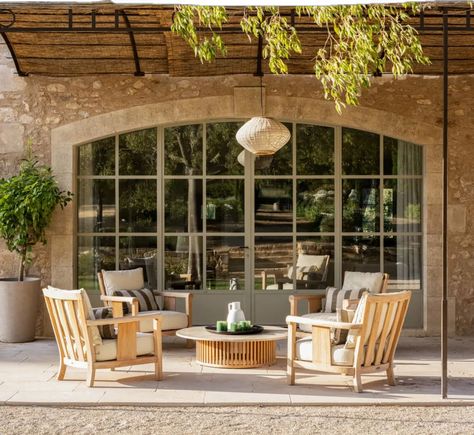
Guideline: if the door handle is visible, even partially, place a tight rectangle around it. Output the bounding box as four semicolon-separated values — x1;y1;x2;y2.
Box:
238;246;249;249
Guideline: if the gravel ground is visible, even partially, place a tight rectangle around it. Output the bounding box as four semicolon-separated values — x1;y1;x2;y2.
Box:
1;405;474;434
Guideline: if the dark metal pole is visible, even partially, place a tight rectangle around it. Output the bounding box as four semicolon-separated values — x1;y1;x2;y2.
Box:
442;8;449;400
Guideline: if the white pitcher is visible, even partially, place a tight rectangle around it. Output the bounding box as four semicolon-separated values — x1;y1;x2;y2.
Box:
227;301;245;326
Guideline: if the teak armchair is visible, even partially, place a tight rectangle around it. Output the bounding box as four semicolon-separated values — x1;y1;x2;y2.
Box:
286;291;411;392
43;286;163;387
97;271;193;337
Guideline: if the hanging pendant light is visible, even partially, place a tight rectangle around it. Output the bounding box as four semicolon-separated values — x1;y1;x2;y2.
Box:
235;76;290;156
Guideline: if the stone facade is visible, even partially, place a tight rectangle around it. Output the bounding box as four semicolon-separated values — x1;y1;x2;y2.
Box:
0;41;473;336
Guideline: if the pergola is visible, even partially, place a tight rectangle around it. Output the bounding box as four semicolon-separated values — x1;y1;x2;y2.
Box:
1;1;470;398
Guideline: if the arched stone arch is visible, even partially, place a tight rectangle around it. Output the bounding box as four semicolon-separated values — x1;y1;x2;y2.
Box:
49;89;446;334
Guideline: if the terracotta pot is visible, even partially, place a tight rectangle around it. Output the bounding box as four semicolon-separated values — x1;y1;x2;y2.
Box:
0;277;41;343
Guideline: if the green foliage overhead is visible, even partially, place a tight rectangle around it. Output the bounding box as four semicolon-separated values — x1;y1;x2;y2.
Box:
0;158;73;280
171;5;429;112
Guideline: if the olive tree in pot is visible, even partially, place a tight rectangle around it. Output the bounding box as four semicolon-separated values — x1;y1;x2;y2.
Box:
0;157;72;342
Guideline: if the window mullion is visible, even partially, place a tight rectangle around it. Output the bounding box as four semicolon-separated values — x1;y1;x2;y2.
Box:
335;125;342;289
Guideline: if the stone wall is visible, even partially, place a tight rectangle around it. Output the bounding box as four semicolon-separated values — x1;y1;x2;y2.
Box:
0;41;473;335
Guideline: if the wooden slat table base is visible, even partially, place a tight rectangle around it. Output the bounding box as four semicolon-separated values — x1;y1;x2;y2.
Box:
196;340;276;368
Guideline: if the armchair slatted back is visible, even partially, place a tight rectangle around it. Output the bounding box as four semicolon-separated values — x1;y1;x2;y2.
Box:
43;287;95;364
354;291;411;369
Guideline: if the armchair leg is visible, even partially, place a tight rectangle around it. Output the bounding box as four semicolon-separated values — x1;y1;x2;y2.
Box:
57;360;67;381
387;365;396;386
353;370;362;393
287;322;296;385
155;356;163;381
86;366;96;387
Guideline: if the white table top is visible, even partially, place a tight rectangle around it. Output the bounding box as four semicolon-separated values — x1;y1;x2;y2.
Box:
176;325;287;342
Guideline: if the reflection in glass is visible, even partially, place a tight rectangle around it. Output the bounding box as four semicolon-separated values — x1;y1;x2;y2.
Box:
119;128;157;175
78;179;115;233
384;236;421;291
342;179;380;232
384;137;422;175
342;128;379;175
206;122;244;175
206;180;244;232
254;236;292;290
342;236;380;277
255;123;292;176
383;179;422;232
255;180;292;233
165;236;202;290
119;236;157;289
119;180;157;232
206;237;245;290
296;124;334;175
297;180;334;232
165;179;203;232
296;237;335;287
164;124;203;175
78;137;115;176
77;236;115;291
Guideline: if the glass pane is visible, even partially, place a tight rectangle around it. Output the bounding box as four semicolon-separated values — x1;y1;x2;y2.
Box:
206;180;245;232
119;236;158;289
206;122;244;175
255;122;292;176
342;128;380;175
296;180;334;232
342;236;380;277
342;179;380;232
206;236;245;291
164;124;203;175
254;236;292;290
165;236;202;290
77;179;115;233
384;179;422;232
384;235;422;292
78;137;115;176
119;180;157;232
255;179;293;233
384;137;422;175
296;124;334;175
296;237;335;287
77;236;115;291
119;128;157;175
165;179;203;232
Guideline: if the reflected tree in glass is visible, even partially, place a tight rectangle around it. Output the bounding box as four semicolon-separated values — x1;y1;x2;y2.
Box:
384;137;422;175
206;122;243;175
342;179;380;232
296;180;334;232
207;180;245;232
165;179;203;232
296;124;334;175
342;128;379;175
78;179;115;233
119;180;157;232
119;128;157;176
78;137;115;176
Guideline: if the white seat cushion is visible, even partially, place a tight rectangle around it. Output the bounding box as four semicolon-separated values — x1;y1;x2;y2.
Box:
132;310;188;333
298;312;337;333
295;338;354;366
95;332;155;362
102;268;144;295
342;271;384;294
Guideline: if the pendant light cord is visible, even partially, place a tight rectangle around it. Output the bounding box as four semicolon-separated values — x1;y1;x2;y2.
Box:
260;75;264;116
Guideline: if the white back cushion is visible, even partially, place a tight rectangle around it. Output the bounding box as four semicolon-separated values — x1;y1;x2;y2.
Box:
102;268;144;295
342;271;384;294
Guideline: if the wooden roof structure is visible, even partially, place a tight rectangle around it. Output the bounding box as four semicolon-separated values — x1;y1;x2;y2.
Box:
0;3;473;77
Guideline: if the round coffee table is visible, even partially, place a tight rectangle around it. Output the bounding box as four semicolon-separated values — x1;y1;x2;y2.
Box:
176;326;287;368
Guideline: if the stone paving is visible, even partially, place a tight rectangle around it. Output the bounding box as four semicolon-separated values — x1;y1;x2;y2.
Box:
0;336;473;405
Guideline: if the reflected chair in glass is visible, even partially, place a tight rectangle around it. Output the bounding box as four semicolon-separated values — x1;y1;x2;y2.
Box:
43;286;163;387
289;271;389;335
287;291;411;392
263;254;330;290
97;269;193;342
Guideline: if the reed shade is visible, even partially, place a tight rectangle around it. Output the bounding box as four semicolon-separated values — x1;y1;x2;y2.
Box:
237;150;273;169
236;117;291;156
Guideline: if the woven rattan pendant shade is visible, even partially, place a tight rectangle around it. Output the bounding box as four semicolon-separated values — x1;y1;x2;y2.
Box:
236;117;290;156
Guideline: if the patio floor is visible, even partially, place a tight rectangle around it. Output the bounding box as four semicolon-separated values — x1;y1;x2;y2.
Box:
0;336;473;405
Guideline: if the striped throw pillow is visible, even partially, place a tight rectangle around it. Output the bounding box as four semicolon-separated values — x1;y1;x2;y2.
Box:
324;287;367;313
92;307;116;339
112;288;161;314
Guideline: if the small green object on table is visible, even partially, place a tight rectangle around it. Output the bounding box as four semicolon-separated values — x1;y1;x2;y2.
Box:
239;320;252;331
229;322;238;332
216;321;227;332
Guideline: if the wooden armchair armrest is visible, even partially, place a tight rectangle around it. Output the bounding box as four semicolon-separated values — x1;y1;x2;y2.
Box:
87;313;162;327
100;295;139;316
153;291;193;327
288;294;324;316
286;314;361;331
337;307;357;323
101;295;138;304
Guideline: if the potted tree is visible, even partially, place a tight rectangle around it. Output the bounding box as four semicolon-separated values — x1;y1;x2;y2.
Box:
0;155;72;342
